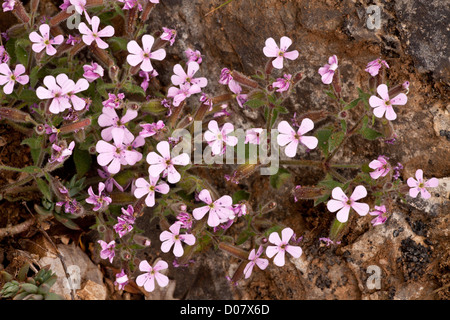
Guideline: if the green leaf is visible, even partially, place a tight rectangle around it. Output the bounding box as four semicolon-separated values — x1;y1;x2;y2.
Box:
21;283;38;294
314;192;330;206
328;131;345;153
359;127;382;140
343;98;361;110
18;89;38;103
244;98;266;109
35;178;52;200
73;147;92;178
122;82;146;96
317;174;343;190
274;105;289;114
324;89;337;100
236;229;255;245
315;129;333;157
269;167;291;189
53;213;80;230
232;190;250;203
108;37;128;51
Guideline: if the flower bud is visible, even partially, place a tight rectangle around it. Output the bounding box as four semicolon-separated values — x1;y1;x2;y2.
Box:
134;235;152;247
218;242;249;260
292;185;327;200
230;70;259;88
12;1;30;23
35;124;46;135
388;82;409;97
0;107;33;123
59;118;91;134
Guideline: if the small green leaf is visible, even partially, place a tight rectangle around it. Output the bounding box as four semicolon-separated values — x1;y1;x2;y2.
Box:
343;98;361;110
269;167;291;189
315;129;333;157
244;98;266;109
35;178;52;200
328;131;345;153
359;127;382;140
232;190;250;203
73;147;92;178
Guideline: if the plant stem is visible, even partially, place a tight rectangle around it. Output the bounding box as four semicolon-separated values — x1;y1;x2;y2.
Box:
329;218;347;242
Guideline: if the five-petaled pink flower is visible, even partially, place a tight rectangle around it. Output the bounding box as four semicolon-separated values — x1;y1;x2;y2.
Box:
318;55;338;85
407;169;438;200
277;119;318;157
136;260;169;293
114;270;129;290
369;84;408;121
64;77;90;111
365;58;389;77
0;63;29;94
204;120;238;155
266;227;302;267
127;34;166;72
272;74;292;92
86;182;112;212
160;222;196;257
327;186;370;223
171;62;207;88
146;140;190;184
69;0;91;23
97;240;115;263
139;120;165;138
36;74;73;114
98;106;137;143
29;24;64;56
78;16;115;49
263;36;299;69
134;174;170;207
369;205;388;226
49;141;75;163
160;27;177;46
192;189;234;227
228;80;248;108
83;62;104;82
185;48;202;64
243;246;269;278
245;128;264;145
167;82;202;107
368;155;390;179
2;0;15;12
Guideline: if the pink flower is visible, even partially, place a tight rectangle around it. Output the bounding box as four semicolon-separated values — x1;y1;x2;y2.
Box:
204;120;238;155
365;58;389;77
98;240;115;263
114;270;129;290
263;36;299;69
2;0;15;12
102;92;125;109
318;55;338;85
228;80;248;108
0;63;29;94
136;260;169;293
86;182;112;212
160;27;176;46
192;189;234;227
369;205;388;226
167;82;202;107
78;16;114;49
83;62;104;82
326;186;370;223
219;68;234;85
243;246;269;279
64;77;90;111
127;34;166;72
139;120;165;138
160;222;196;257
49;141;75;163
277;119;318;157
96;128;140;174
369;84;408;121
29;24;64;56
134;174;170;207
146;140;190;184
113;216;134;238
266;227;302;267
97;167;124;192
185;48;202;64
0;45;9;63
368;155;390;179
245;128;264;145
69;0;91;22
36;74;73;114
171;62;208;88
149;0;159;3
272;74;292;92
98;106;137;143
407;169;439;200
118;0;142;10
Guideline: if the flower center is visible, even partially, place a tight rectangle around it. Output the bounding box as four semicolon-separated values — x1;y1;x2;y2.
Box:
278;50;285;57
418;182;425;188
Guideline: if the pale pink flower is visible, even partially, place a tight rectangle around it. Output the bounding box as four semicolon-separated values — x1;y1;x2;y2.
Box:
277;119;318;157
272;74;292;92
96;128;139;174
97;166;124;192
49;141;75;163
369;205;388;226
204;120;238;155
66;35;80;46
97;240;115;263
327;186;370;223
369;84;408;121
63;77;90;111
114;270;129;290
263;36;299;69
228;80;248;108
127;34;166;72
78;16;114;49
118;0;142;10
0;63;29;94
69;0;91;22
29;24;64;56
86;182;112;212
134;174;170;207
102;92;125;109
146;140;190;184
368;155;390;179
365;58;389;77
245;128;264;145
136;260;169;293
171;62;208;88
318;55;338;85
167;82;202;107
149;0;159;3
160;27;176;46
98;106;137;143
266;227;302;267
160;222;196;257
185;48;202;64
36;74;73;114
139;120;165;138
192;189;234;227
243;246;269;279
83;62;104;82
219;68;234;85
2;0;15;12
407;169;439;200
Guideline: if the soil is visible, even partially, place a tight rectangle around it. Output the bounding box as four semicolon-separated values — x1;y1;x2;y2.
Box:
0;0;449;301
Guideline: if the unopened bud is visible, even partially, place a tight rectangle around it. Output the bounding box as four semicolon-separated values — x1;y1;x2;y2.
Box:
261;201;277;214
218;242;249;260
230;70;259;88
293;72;303;84
0;107;33;123
35;124;46;135
134;235;152;247
292;185;326;200
388;82;409;97
12;1;30;23
6;23;26;38
59;118;91;134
